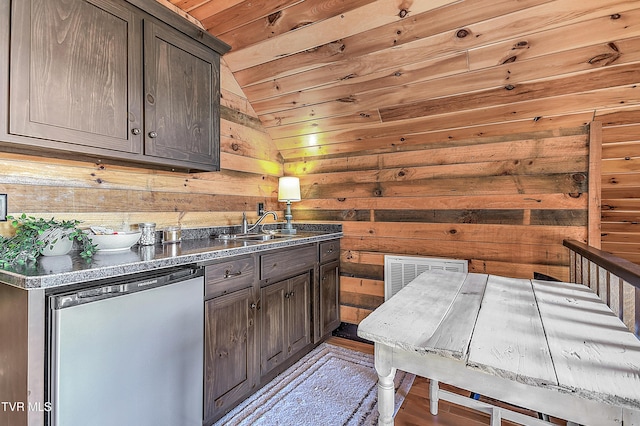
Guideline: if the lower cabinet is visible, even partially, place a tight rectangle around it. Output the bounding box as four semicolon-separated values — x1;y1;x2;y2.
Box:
202;239;339;424
316;240;341;343
204;287;257;423
260;272;311;377
319;260;340;340
203;255;258;424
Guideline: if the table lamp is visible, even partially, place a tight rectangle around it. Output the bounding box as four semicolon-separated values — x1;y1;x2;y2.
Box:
278;177;301;234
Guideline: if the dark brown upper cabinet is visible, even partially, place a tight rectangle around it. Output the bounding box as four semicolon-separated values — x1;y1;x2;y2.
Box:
143;20;220;166
3;0;230;172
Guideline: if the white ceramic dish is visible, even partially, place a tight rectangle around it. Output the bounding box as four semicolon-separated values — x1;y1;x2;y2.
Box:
87;231;141;251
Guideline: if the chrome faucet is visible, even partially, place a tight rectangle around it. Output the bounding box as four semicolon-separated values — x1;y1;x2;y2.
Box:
241;211;278;234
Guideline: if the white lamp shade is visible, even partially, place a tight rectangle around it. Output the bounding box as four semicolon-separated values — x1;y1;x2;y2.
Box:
278;177;301;202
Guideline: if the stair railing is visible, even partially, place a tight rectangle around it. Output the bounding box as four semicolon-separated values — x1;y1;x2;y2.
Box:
564;239;640;338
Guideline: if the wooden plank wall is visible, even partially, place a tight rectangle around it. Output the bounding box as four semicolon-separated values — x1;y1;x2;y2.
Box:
288;122;590;325
598;106;640;265
0;59;283;236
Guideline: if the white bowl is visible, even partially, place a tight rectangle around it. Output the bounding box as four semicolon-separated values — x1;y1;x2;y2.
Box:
87;231;141;252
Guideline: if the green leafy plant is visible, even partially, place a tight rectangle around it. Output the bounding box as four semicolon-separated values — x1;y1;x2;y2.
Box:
0;214;97;269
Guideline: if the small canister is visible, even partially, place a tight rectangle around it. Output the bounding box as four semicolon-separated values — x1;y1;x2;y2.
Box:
162;226;182;244
138;222;157;245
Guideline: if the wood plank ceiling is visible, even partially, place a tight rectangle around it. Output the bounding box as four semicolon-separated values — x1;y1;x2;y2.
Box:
169;0;639;159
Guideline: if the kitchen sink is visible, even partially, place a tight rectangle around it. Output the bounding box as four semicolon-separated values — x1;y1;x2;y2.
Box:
216;233;293;242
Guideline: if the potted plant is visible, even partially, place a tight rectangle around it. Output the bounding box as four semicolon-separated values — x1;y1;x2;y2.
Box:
0;214;97;269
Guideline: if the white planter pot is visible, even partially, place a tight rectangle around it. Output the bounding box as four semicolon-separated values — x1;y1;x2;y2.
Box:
39;228;73;256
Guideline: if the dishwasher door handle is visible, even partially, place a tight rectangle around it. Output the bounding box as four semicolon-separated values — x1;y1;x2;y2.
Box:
77;285;125;299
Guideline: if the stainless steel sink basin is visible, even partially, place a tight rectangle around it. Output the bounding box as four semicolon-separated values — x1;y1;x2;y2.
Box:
216;233;292;242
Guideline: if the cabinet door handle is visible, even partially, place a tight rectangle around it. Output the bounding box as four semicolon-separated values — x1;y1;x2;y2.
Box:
131;128;141;135
224;269;242;278
148;131;158;138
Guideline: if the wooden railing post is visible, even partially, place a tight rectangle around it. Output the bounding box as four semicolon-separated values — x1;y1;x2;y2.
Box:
563;240;640;338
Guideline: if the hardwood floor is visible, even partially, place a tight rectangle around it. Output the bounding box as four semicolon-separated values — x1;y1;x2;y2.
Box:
326;336;567;426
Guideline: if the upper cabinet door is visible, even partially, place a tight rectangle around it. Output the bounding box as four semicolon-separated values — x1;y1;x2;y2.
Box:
143;20;220;169
9;0;142;153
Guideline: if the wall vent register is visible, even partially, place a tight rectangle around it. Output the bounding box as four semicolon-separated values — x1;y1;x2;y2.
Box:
384;255;468;300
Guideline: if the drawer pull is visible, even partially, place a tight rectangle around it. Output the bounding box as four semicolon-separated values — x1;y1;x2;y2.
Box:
224;269;242;278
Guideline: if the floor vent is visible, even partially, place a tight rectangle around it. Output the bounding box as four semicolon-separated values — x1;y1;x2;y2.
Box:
384;255;468;300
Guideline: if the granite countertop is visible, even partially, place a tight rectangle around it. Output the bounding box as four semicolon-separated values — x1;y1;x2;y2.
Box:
0;224;342;290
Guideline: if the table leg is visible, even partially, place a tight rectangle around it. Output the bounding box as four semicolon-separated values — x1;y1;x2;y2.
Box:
374;343;397;426
429;379;439;415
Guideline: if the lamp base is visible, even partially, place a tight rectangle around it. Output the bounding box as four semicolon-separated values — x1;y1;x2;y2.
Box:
279;227;297;234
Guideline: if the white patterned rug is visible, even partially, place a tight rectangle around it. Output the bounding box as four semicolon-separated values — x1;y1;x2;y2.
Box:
214;342;415;426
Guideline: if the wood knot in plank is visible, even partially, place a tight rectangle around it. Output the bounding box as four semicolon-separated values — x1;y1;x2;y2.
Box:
231;143;240;151
505;84;515;90
337;198;346;202
588;53;620;66
337;96;357;103
373;188;383;197
568;193;581;199
456;29;470;38
513;41;528;49
572;173;586;184
610;13;621;19
343;209;357;220
267;11;281;26
398;9;409;18
319;41;346;55
502;56;517;64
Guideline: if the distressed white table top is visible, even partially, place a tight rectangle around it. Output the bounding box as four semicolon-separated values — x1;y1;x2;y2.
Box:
357;271;640;410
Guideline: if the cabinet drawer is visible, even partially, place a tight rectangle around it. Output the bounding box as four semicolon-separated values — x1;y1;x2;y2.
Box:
319;240;340;263
205;256;255;299
260;245;316;282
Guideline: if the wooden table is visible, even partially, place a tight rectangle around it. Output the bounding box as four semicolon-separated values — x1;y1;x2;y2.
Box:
357;271;640;425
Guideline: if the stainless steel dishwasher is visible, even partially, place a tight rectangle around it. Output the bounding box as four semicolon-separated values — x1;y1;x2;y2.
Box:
48;266;204;426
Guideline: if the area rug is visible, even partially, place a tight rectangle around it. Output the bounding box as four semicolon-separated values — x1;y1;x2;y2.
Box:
214;342;415;426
